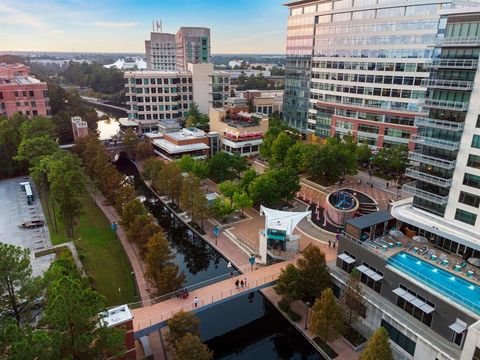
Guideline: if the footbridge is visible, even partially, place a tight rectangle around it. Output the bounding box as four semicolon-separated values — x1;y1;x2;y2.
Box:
131;259;295;338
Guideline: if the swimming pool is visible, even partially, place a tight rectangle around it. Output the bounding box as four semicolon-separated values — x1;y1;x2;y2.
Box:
388;252;480;316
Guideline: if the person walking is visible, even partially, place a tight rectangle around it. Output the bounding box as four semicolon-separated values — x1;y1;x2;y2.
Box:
235;279;240;289
244;277;247;288
333;240;336;248
240;280;244;288
386;181;389;188
194;296;199;308
328;240;331;248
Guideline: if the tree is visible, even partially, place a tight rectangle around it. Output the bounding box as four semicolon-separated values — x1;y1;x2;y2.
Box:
232;192;253;217
142;157;164;181
371;145;408;178
191;190;210;229
0;114;27;177
174;333;213;360
239;169;258;191
135;141;153;160
213;197;236;222
186;103;209;129
341;269;367;325
126;214;161;250
123;128;139;155
248;172;280;207
270;167;300;201
207;152;247;183
357;143;372;164
218;180;241;202
20;116;56;139
269;132;297;168
177;155;197;174
43;258;125;359
284;142;306;173
144;233;185;296
181;174;201;214
155;162;183;206
44;151;86;238
120;198;148;230
359;327;393;360
15;135;58;167
310;288;344;344
274;264;302;308
297;245;330;302
0;244;42;324
167;310;200;345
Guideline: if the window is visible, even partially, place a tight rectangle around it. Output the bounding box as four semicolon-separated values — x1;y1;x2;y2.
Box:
455;209;477;225
477;115;480;128
381;319;416;356
467;154;480;169
459;191;480;208
472;135;480;149
464;173;480;189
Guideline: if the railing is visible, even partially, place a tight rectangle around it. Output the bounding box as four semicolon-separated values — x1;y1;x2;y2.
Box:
387;257;480;316
405;168;453;188
414;117;465;132
412;134;460;151
423;98;469;111
426;58;478;69
267;246;297;260
402;182;449;205
232;233;259;256
134;272;278;331
420;79;473;90
436;36;480;46
318;98;422;114
341;232;390;259
407;151;456;170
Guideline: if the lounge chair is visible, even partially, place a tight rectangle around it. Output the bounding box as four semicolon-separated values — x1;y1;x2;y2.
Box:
419;247;428;255
404;242;413;251
460;261;468;268
437;254;447;263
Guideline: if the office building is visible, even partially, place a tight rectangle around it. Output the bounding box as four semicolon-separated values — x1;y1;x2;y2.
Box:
71;116;89;141
0;63;51;119
150;127;210;161
209;107;269;156
241;90;284;116
283;0;454;148
145;27;210;71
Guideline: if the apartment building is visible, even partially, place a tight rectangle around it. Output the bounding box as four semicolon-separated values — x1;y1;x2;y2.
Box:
283;0;455;149
124;64;230;133
241;90;284;115
145;27;210;71
0;63;50;119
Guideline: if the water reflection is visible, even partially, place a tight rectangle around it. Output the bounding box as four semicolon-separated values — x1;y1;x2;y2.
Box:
96;110;120;140
115;155;230;287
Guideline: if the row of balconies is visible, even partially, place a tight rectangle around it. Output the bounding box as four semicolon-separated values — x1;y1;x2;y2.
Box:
405;167;453;188
414;117;465;132
402;181;449;205
412;134;460;151
420;79;473;90
423;98;469;112
435;36;480;47
407;151;456;170
426;58;478;69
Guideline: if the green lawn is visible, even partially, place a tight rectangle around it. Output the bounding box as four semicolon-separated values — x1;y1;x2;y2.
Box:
39;191;135;306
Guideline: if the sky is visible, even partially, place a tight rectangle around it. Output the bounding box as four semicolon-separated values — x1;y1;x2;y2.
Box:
0;0;288;54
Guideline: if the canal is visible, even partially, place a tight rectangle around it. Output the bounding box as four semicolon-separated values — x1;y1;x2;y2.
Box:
102;113;324;359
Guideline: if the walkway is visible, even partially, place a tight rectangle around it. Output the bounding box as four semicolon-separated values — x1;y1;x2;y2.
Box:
132;258;297;336
80;96;129;112
89;189;151;303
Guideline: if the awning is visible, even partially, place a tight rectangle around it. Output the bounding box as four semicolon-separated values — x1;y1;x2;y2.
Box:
449;319;468;333
356;265;383;281
338;253;356;264
392;288;435;314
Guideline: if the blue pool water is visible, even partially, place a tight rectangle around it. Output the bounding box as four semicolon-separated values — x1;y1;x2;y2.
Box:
388;252;480;315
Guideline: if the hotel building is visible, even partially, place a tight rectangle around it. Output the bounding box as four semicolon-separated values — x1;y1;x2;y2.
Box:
145;27;210;71
0;63;50;119
326;4;480;359
124;63;230;133
283;0;455;148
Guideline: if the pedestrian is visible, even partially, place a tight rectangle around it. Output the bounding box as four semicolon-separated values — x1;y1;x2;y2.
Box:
194;296;198;308
370;183;373;188
235;279;239;289
328;240;331;248
386;181;389;188
230;271;234;277
244;277;247;288
333;240;336;248
240;280;244;288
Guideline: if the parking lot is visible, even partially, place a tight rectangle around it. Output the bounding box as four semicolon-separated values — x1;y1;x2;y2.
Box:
0;177;54;276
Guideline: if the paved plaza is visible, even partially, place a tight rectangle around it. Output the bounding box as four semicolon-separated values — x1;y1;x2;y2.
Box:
0;177;54;276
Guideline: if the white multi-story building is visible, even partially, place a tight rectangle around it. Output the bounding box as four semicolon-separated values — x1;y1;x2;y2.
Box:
124;64;230;133
145;33;177;71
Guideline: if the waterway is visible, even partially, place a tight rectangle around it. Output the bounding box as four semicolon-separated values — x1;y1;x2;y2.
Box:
112;130;323;360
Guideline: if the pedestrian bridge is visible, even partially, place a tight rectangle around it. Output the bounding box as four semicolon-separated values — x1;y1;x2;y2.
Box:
131;259;294;338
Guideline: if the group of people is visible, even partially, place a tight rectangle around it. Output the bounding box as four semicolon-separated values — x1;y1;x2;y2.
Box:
235;277;247;289
328;239;337;248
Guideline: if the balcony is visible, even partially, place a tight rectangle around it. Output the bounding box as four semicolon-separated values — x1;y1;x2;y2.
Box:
402;181;449;205
414;117;465;132
420;79;473;90
426;58;478;69
423;99;469;112
436;36;480;47
405;168;452;188
408;151;456;170
412;134;460;151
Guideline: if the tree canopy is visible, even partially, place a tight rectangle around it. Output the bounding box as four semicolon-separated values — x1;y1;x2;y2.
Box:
359;327;393;360
310;288;344;343
296;245;330;302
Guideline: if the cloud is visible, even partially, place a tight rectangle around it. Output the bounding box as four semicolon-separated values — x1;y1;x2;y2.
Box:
50;30;65;35
0;4;46;29
94;21;139;29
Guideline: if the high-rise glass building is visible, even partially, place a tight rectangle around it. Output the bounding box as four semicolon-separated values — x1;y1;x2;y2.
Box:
284;0;452;149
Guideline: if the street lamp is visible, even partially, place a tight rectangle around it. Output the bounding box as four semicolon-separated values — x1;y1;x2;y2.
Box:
131;271;137;300
305;301;311;330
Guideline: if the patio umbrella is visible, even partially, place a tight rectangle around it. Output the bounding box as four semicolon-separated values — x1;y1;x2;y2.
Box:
412;235;429;244
389;229;404;237
468;258;480;267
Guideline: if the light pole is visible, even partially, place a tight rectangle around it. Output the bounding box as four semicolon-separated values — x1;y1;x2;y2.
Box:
305;301;311;330
131;271;137;300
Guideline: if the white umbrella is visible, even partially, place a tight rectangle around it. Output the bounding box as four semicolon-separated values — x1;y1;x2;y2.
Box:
468;258;480;267
412;235;429;244
389;229;404;237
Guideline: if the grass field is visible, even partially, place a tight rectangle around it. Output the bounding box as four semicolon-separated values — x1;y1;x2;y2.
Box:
39;191;135;306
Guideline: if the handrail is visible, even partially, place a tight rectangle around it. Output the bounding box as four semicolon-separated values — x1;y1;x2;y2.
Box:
423;98;469;111
134;272;279;331
402;182;449;205
405;168;453;188
341;231;390;259
414;117;465;132
407;151;456;170
387;256;480;315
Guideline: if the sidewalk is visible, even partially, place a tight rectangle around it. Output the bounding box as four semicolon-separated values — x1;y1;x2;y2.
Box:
89;190;151;303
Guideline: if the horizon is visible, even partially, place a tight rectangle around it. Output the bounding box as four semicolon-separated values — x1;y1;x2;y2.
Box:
0;0;288;54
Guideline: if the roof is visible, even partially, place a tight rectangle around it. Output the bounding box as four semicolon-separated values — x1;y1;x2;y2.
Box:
0;76;43;85
153;138;209;154
283;0;317;7
167;128;207;141
346;211;393;230
101;305;133;327
260;206;311;235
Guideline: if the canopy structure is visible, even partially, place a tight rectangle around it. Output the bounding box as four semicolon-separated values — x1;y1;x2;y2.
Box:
260;206;311;236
